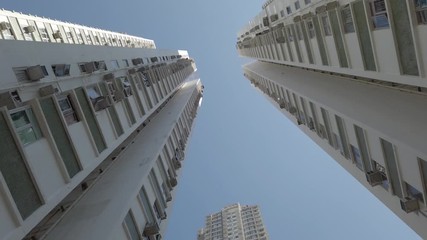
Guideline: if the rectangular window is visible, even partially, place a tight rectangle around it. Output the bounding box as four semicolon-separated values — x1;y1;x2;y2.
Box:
341;5;355;33
280;10;285;17
123;59;129;67
110;60;120;70
287;6;292;14
354;125;373;172
124;211;140;240
405;182;424;202
380;139;403;198
10;108;43;145
351;145;364;171
58;95;79;125
52;64;71;77
369;0;389;29
0;113;43;219
0;16;15;40
335;115;350;159
321;15;332;36
139;187;156;223
36;22;49;42
295;1;301;10
304;0;311;4
415;0;427;24
307;20;315;38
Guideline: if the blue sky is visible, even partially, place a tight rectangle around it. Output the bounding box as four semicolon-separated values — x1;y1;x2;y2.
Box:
2;1;421;239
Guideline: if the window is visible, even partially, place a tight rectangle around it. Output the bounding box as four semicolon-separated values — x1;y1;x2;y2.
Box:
373;160;389;189
52;64;71;77
84;29;92;44
139;187;156;223
369;0;389;29
286;6;292;14
58;95;79;125
0;15;15;40
304;0;311;4
307;20;315;38
18;19;33;41
36;22;49;42
110;60;120;70
341;5;355;33
124;211;140;240
120;77;133;97
295;1;300;10
10;108;43;145
74;28;84;44
13;65;48;82
123;59;129;67
351;145;363;171
321;15;332;36
406;182;424;202
63;26;74;43
381;139;403;198
415;0;427;24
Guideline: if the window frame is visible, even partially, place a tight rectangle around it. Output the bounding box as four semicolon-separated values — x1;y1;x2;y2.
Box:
57;95;79;125
9;107;43;146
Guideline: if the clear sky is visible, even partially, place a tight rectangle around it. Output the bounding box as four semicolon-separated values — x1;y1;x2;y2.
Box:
1;1;422;239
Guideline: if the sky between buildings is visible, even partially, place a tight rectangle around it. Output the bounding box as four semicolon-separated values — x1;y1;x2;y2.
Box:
1;0;421;239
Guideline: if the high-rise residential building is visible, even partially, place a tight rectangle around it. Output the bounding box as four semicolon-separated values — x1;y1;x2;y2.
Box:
237;0;427;238
198;203;269;240
0;9;203;240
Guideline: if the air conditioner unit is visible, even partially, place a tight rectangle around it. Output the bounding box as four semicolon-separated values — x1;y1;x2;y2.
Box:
23;26;36;33
276;36;286;43
103;73;115;81
84;62;97;73
26;65;45;81
165;191;172;202
0;91;20;109
115;91;125;101
39;85;58;97
143;222;160;236
400;197;419;213
289;106;297;114
279;101;287;109
0;21;11;30
308;121;315;130
132;58;142;65
270;14;279;22
168;177;178;187
365;171;383;186
94;97;111;111
52;31;62;39
173;160;182;170
128;68;137;74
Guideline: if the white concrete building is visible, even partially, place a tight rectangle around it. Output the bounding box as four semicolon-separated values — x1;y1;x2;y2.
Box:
0;9;203;240
237;0;427;238
198;204;269;240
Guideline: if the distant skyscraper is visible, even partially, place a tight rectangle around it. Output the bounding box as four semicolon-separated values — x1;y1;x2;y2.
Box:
237;0;427;238
0;9;203;240
198;203;269;240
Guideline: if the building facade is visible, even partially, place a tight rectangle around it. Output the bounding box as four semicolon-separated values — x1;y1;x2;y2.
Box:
0;9;203;240
198;204;269;240
237;0;427;238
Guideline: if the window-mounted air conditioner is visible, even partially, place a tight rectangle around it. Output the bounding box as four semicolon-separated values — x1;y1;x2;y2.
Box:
94;97;111;111
0;21;11;31
0;91;21;110
365;171;383;186
26;65;45;81
308;121;315;130
143;222;160;237
279;101;287;109
128;68;137;75
52;31;62;39
173;160;182;170
103;73;115;81
400;197;419;213
289;106;297;114
23;26;36;33
114;91;125;101
270;14;279;22
168;177;178;188
276;36;286;43
39;85;58;97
